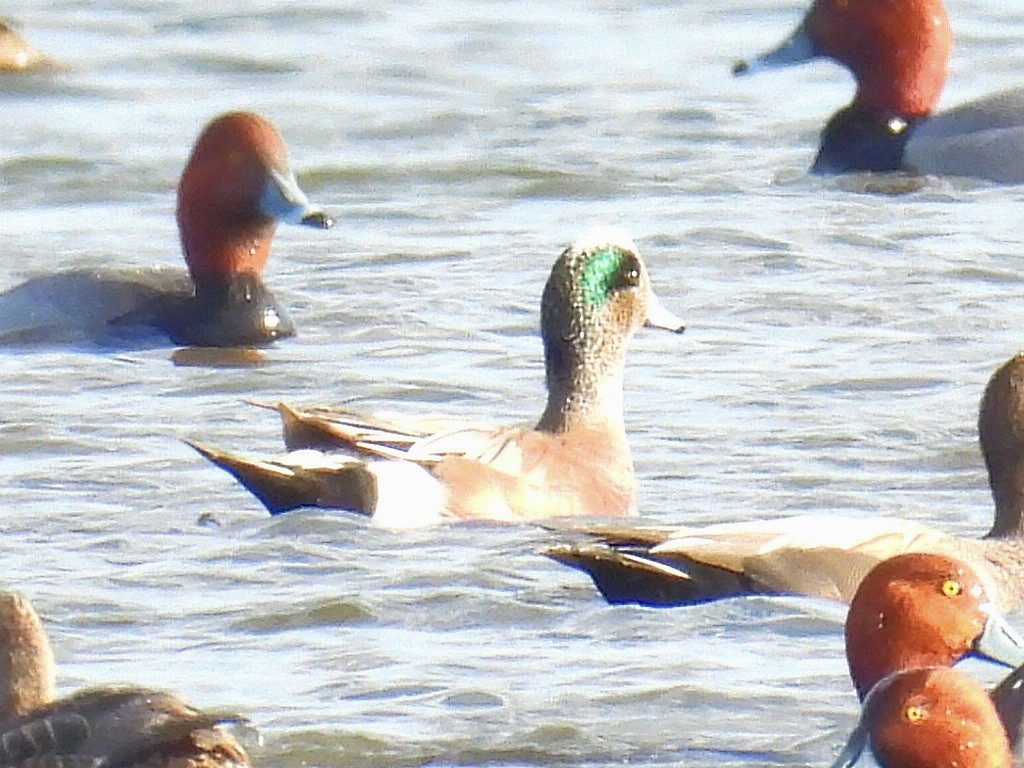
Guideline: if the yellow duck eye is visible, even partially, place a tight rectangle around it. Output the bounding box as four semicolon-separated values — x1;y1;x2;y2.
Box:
941;579;962;598
905;704;928;724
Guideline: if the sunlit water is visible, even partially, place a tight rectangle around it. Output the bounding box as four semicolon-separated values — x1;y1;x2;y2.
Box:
2;1;1024;766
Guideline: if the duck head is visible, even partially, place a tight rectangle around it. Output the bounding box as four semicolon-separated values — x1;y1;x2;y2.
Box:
0;591;55;719
844;553;1024;701
536;227;683;434
734;0;951;119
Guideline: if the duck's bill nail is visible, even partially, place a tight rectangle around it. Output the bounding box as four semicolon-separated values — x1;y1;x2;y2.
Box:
261;167;327;227
645;293;685;333
974;603;1024;668
733;23;816;77
300;210;334;229
829;721;868;768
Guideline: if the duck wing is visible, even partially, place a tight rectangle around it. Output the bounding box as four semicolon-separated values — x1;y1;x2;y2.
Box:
547;515;963;606
272;402;497;462
0;688;247;768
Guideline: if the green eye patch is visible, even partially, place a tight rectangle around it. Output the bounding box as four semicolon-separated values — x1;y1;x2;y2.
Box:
580;247;625;309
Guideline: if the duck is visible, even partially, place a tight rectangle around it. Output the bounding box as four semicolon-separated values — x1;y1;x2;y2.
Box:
0;591;250;768
0;18;53;72
546;351;1024;611
830;553;1024;768
0;111;332;347
841;553;1024;701
832;666;1014;768
732;0;1024;182
187;227;685;526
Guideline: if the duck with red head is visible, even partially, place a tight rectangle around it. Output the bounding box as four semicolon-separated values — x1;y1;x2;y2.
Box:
832;667;1014;768
734;0;1024;182
831;553;1024;767
0;111;332;348
842;553;1024;701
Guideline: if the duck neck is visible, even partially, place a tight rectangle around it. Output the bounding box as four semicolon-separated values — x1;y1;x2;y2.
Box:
156;270;294;347
985;461;1024;539
847;613;962;700
180;220;277;282
813;106;920;174
536;345;627;438
851;65;945;122
191;270;261;305
0;595;55;719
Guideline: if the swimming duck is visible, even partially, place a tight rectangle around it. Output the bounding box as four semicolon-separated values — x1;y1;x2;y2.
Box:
546;351;1024;610
0;591;249;768
841;553;1024;700
733;0;1024;182
830;553;1024;768
0;111;332;347
187;227;685;526
833;666;1014;768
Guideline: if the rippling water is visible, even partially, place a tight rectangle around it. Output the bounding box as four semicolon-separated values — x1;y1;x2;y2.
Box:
4;1;1024;766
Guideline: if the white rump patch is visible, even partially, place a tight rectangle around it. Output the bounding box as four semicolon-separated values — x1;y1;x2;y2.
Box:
366;461;447;529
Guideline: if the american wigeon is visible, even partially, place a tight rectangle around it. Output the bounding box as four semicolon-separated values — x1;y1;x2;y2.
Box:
188;227;685;526
833;554;1024;768
733;0;1024;182
0;112;332;347
547;352;1024;610
0;591;249;768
